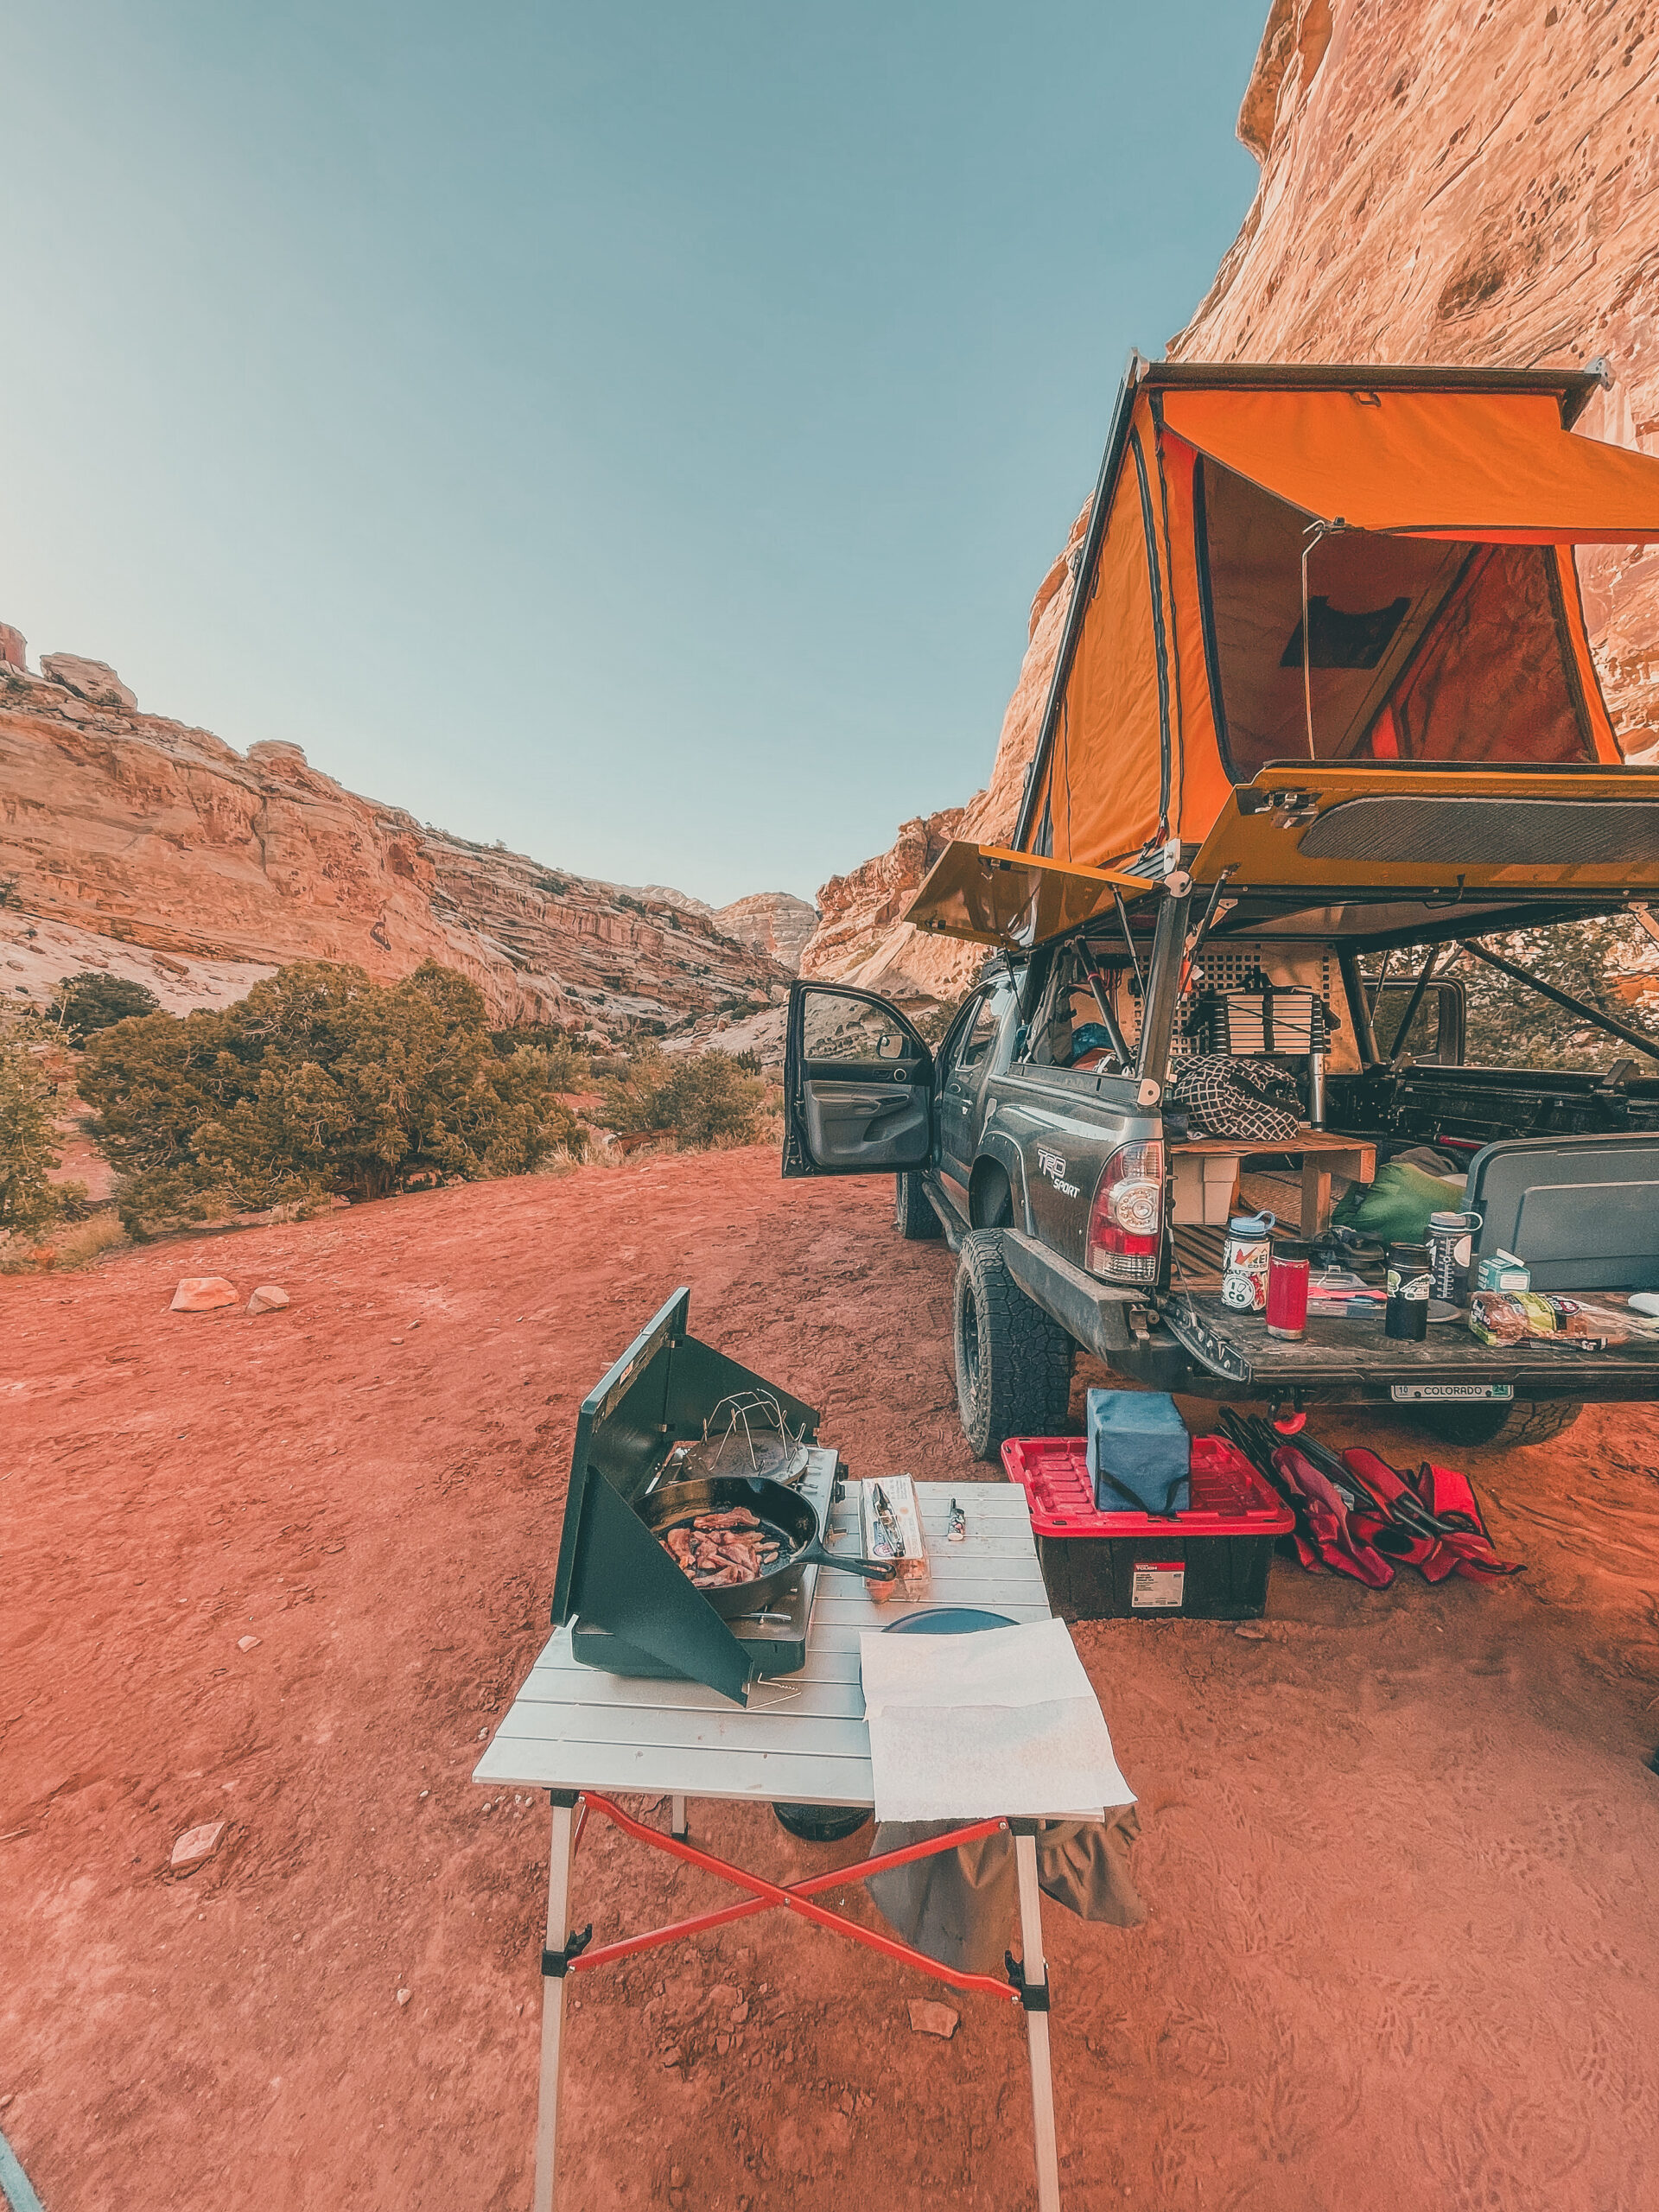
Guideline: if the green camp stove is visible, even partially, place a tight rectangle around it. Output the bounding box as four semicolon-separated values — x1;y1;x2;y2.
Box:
551;1289;836;1704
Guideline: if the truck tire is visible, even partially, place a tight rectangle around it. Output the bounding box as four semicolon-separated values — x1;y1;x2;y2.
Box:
953;1229;1075;1462
1415;1398;1584;1450
894;1170;943;1241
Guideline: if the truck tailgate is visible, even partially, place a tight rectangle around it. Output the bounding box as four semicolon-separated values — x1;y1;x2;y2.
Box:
1162;1290;1659;1399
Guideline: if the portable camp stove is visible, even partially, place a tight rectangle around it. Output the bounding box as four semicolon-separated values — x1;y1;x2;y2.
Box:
671;1389;811;1488
570;1444;840;1681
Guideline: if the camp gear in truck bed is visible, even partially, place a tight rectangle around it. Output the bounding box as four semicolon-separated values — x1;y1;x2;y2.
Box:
1465;1133;1659;1291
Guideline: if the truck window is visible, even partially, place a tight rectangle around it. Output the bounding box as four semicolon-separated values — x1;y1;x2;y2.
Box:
957;991;1004;1069
802;990;911;1061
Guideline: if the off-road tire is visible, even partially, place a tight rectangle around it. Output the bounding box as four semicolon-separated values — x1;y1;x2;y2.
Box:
894;1169;943;1241
1415;1398;1584;1450
953;1229;1075;1462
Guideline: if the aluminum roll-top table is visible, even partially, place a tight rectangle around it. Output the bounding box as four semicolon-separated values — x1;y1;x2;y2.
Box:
476;1481;1092;2211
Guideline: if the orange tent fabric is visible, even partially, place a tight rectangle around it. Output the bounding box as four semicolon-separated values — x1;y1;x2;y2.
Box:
1018;368;1648;880
1159;388;1659;544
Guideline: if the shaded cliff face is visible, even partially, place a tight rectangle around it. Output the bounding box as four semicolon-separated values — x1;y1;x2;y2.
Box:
799;0;1659;993
0;670;790;1034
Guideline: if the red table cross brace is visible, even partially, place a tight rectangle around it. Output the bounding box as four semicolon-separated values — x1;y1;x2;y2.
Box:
543;1791;1024;2003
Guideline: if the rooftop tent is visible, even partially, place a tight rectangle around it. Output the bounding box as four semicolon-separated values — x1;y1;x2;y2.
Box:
1006;361;1659;885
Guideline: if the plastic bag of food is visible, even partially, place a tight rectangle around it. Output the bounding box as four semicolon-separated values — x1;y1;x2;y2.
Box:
1466;1292;1659;1349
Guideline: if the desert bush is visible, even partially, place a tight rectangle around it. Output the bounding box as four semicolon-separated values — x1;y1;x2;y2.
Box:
599;1046;766;1150
49;969;161;1040
0;1023;64;1239
3;1210;131;1274
79;959;582;1232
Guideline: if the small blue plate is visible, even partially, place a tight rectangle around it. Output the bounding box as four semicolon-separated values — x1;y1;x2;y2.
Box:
885;1607;1016;1636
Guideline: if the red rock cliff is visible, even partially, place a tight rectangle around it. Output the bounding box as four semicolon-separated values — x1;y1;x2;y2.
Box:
801;0;1659;995
0;662;790;1034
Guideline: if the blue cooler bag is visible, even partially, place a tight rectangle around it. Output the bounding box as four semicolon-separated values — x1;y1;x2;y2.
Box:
1086;1389;1191;1517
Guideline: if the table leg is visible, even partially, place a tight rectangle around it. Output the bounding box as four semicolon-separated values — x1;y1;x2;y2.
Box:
671;1795;688;1840
1301;1157;1333;1238
532;1801;577;2212
1014;1832;1061;2212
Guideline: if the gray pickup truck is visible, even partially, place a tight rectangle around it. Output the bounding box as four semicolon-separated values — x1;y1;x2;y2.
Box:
782;881;1659;1459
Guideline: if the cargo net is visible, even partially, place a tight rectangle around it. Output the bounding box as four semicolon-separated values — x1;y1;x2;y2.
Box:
1110;942;1336;1060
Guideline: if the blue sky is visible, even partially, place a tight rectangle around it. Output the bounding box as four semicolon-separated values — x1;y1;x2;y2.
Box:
0;3;1262;906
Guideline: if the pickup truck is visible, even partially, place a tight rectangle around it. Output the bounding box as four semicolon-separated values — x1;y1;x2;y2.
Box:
781;893;1659;1459
783;355;1659;1461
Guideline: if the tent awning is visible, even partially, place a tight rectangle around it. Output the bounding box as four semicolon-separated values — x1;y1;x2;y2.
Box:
1160;388;1659;544
905;842;1154;949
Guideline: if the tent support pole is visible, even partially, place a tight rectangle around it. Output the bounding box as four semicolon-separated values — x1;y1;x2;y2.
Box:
1138;889;1192;1084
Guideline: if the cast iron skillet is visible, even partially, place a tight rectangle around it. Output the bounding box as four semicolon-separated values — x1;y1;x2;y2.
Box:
638;1473;896;1618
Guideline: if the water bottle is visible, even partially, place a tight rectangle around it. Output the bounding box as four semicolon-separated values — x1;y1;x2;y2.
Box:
1427;1210;1482;1306
1222;1210;1275;1313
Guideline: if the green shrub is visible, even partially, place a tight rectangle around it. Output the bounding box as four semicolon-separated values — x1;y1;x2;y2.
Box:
79;959;582;1232
600;1046;766;1150
0;1025;64;1238
48;970;161;1040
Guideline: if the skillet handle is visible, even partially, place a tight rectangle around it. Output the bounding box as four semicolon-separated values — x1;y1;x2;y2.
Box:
806;1542;898;1583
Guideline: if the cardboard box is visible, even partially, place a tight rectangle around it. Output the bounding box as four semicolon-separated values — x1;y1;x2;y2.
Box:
1475;1249;1531;1292
1172;1151;1240;1227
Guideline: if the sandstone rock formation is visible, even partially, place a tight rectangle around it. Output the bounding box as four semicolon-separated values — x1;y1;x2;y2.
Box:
800;0;1659;993
610;882;818;971
709;891;818;972
0;639;791;1036
801;807;969;995
39;653;138;713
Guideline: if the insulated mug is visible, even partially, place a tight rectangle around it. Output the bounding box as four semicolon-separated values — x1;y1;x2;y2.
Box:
1386;1243;1433;1301
1266;1238;1313;1340
1386;1290;1429;1341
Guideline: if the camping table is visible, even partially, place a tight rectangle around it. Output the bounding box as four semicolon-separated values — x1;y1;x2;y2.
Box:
475;1482;1077;2212
1172;1132;1376;1236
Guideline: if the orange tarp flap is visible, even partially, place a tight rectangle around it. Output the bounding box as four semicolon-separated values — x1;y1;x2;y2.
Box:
1160;388;1659;544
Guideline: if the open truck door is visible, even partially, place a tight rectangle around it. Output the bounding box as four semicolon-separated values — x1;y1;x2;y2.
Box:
782;983;933;1177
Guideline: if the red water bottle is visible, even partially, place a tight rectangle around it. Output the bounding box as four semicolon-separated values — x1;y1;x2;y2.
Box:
1266;1238;1313;1340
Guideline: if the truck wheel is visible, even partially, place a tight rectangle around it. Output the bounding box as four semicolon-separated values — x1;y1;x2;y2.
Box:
893;1170;942;1241
953;1230;1075;1462
1416;1398;1584;1450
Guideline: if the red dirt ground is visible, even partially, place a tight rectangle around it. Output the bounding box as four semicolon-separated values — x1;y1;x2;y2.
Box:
5;1147;1659;2211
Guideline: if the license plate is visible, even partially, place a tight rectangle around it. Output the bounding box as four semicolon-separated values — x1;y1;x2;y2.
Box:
1389;1382;1515;1403
1131;1562;1185;1610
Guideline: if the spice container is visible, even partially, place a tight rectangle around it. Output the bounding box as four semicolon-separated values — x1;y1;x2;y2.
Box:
859;1476;929;1603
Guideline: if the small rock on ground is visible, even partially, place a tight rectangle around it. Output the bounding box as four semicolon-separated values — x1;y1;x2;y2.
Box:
908;1999;959;2039
170;1277;238;1313
238;1635;261;1652
247;1285;289;1314
1234;1621;1268;1640
170;1821;226;1870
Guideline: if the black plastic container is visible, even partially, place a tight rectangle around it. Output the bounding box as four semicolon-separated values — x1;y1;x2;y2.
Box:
1001;1436;1295;1623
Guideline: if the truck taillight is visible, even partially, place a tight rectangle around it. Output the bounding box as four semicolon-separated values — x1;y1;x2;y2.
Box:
1086;1140;1164;1284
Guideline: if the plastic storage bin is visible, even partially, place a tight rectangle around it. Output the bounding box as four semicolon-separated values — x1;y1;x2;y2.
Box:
1001;1434;1294;1621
